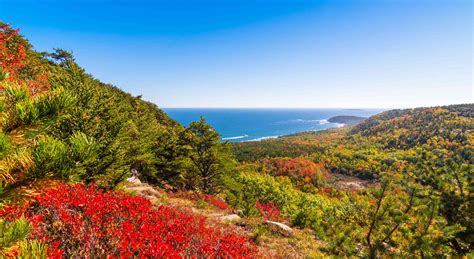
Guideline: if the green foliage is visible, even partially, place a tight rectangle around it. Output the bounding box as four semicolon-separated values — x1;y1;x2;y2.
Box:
227;170;337;231
0;182;6;208
31;135;68;179
17;240;48;258
0;217;47;258
1;83;74;131
0;218;31;254
0;131;10;155
181;117;235;194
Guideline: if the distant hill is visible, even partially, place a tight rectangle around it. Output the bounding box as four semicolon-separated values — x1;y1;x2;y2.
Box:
327;115;366;125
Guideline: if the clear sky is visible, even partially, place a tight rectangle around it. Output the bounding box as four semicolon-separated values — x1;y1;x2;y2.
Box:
1;0;472;108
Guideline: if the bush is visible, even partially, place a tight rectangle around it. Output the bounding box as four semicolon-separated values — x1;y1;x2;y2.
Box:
255;201;282;221
228;171;335;228
0;183;257;257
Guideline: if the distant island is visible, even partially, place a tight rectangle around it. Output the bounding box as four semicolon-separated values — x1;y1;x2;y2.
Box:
327;115;367;125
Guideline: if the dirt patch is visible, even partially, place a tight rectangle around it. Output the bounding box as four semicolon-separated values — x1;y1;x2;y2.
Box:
329;173;375;191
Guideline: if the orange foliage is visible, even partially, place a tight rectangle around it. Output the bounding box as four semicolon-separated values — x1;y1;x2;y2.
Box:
262;157;329;190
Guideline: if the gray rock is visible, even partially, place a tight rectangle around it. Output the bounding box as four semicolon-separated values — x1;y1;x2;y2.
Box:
265;221;293;236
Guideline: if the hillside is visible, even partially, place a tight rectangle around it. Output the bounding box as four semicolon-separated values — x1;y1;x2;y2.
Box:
0;23;258;257
232;104;473;256
0;23;473;257
0;22;192;192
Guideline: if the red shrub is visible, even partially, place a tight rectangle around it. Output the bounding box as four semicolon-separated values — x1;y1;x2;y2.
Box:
255;201;281;221
1;184;256;257
200;194;229;210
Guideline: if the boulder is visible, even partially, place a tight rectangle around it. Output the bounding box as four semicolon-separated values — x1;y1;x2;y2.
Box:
265;221;293;236
126;175;141;184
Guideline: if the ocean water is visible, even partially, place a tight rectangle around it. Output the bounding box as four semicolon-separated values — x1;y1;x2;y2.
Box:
164;108;384;142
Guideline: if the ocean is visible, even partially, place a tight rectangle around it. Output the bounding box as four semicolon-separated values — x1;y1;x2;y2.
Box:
163;108;384;142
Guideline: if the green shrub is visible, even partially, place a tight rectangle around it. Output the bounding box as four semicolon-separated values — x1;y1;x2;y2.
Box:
0;132;10;155
227;171;336;229
31;136;68;178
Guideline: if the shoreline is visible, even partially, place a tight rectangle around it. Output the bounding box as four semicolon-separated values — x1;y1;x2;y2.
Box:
226;122;347;143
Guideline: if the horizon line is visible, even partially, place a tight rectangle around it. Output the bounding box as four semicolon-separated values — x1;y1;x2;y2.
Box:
158;102;473;110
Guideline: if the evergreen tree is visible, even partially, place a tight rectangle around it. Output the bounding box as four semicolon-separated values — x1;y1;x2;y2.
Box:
182;117;234;194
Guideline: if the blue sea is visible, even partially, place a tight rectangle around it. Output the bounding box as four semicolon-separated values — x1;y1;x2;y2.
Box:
164;108;384;142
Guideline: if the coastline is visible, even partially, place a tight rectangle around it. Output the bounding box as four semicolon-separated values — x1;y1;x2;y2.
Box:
230;121;347;142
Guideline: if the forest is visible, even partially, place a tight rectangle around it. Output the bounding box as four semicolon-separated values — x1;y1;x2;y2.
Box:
0;22;472;257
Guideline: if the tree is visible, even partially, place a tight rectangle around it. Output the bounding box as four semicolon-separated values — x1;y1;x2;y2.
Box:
182;117;234;194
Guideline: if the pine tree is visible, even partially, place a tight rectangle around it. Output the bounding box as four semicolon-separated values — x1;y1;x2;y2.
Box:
182;117;234;194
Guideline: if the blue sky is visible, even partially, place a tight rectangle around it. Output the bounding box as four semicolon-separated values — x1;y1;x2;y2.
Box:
1;0;472;108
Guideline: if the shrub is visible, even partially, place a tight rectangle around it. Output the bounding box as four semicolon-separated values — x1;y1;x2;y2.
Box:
201;194;229;210
227;171;347;234
0;183;256;257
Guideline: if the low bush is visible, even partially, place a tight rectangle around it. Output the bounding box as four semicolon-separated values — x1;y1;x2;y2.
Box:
0;183;257;257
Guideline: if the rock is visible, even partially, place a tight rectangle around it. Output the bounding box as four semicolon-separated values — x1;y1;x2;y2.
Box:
219;214;241;222
126;176;141;184
265;221;293;236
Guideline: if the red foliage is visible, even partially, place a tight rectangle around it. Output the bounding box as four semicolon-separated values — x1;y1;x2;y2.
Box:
0;23;26;84
0;23;49;93
200;194;229;210
1;184;256;257
255;201;282;221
